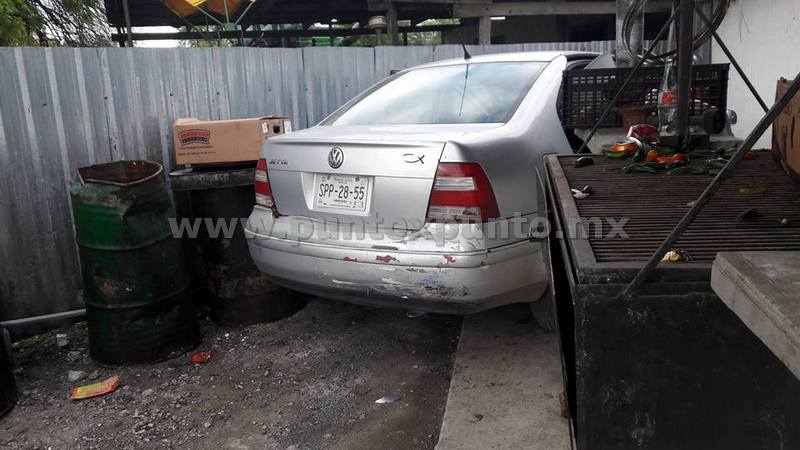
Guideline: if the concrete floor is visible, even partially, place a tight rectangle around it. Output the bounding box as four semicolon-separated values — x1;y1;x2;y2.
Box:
2;300;460;449
436;304;571;450
2;300;572;449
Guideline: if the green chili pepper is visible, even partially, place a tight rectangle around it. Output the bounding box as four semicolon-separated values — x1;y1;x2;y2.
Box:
622;163;658;174
643;162;667;170
665;160;687;170
705;158;728;170
668;166;695;175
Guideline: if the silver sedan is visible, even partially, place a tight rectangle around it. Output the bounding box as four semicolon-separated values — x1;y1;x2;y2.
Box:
245;51;596;314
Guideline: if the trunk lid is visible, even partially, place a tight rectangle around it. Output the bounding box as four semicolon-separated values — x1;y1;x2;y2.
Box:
264;124;498;230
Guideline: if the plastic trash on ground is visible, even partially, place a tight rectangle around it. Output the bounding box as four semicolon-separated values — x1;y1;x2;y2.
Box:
70;375;120;400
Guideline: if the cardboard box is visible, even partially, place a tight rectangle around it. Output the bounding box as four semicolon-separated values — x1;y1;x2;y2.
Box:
773;79;800;180
173;116;292;165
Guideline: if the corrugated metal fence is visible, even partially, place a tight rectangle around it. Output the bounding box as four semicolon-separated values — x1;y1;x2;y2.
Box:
0;41;615;320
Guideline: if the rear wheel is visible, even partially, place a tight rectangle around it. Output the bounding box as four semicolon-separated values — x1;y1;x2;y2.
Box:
208;285;308;326
530;290;557;333
565;129;586;153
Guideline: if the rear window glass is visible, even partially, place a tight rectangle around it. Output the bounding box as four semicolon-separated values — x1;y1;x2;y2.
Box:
325;62;547;125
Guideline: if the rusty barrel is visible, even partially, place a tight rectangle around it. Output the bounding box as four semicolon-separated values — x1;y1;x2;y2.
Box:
70;161;200;365
170;165;304;326
0;326;17;418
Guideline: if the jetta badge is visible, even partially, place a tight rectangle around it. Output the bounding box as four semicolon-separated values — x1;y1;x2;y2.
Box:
328;146;344;169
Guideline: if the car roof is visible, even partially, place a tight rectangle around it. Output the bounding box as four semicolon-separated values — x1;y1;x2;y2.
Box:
409;51;599;70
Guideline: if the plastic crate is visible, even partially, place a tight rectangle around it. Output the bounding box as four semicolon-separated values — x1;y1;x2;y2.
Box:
560;64;729;129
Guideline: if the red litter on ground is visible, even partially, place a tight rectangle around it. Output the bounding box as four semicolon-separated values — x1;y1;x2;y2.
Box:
191;351;213;364
70;375;120;400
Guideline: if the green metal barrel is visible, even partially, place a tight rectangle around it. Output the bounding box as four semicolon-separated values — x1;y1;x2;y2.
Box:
170;166;306;326
0;327;18;418
70;160;200;365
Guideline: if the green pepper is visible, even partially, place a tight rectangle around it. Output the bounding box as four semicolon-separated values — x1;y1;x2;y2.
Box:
665;160;687;170
668;166;694;175
655;147;678;156
622;163;658;174
705;158;728;170
574;156;595;168
643;162;667;170
668;166;706;175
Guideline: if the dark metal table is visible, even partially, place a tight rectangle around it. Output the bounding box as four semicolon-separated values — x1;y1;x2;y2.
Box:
546;152;800;450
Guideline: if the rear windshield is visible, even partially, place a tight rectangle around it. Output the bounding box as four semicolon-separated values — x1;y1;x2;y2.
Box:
324;61;547;125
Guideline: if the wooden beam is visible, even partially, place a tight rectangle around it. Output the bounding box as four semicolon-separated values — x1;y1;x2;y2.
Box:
454;1;673;18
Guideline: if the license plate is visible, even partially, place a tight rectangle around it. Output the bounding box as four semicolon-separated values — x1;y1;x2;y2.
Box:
314;173;371;211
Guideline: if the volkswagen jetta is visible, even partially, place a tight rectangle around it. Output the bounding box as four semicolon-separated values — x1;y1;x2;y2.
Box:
245;51;595;315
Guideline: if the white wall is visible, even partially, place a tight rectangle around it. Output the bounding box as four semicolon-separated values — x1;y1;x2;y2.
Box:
713;0;800;147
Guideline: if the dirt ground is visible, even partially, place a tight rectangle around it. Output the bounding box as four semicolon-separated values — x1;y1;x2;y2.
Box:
1;299;461;450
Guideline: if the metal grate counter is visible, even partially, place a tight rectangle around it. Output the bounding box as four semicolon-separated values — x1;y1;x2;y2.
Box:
545;152;800;450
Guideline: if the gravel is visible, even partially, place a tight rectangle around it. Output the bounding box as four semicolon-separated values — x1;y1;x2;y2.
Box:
1;299;461;449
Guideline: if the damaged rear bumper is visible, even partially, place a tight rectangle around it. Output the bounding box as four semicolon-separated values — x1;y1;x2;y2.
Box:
244;221;548;314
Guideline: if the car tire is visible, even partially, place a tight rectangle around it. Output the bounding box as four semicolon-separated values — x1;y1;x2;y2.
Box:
530;290;557;333
209;284;308;326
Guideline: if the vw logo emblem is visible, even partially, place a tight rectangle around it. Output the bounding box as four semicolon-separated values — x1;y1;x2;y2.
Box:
328;146;344;169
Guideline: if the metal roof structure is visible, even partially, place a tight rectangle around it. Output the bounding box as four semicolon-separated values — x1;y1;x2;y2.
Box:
105;0;454;28
104;0;673;46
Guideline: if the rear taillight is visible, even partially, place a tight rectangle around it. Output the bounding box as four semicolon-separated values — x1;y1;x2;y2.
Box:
255;159;274;208
426;162;500;222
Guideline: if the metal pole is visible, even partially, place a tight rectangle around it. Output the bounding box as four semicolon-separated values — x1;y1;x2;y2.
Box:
478;15;491;45
116;27;125;47
121;0;133;47
576;10;678;154
695;5;769;113
1;309;87;341
674;0;695;150
387;2;399;45
193;6;226;27
234;0;256;26
619;72;800;299
177;15;216;43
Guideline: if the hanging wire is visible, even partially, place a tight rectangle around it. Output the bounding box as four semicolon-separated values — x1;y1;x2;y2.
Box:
622;0;730;62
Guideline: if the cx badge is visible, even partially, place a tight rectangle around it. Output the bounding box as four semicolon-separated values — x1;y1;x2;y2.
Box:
328;146;344;169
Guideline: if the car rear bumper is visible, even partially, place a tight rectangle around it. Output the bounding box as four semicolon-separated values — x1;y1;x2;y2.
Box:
245;216;548;314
